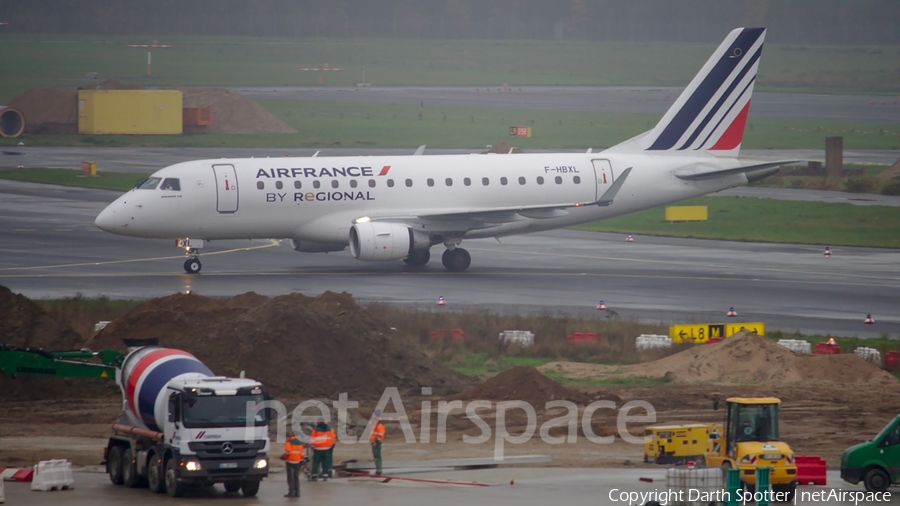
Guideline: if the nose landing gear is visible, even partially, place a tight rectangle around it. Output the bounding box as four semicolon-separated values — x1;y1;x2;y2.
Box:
176;238;204;274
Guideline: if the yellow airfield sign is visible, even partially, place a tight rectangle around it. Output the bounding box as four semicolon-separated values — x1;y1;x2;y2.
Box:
669;322;764;343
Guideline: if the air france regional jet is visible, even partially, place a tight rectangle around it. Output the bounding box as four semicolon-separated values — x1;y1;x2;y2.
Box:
95;27;792;273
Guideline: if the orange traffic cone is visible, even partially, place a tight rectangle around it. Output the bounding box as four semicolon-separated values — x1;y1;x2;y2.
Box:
865;314;874;324
823;246;831;258
436;296;446;306
597;301;607;310
727;307;737;317
626;234;634;242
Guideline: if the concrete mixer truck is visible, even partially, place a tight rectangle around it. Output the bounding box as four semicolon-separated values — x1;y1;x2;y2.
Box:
0;338;271;498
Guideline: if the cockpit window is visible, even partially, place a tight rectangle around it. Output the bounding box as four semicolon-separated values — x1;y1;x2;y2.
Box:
135;177;161;190
160;178;181;191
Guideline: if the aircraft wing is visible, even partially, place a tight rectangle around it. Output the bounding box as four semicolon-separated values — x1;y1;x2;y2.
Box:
365;168;632;231
674;160;799;181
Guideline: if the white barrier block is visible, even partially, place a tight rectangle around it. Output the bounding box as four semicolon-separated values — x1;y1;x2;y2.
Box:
499;330;534;347
855;347;882;364
636;334;671;350
30;460;74;492
777;339;811;354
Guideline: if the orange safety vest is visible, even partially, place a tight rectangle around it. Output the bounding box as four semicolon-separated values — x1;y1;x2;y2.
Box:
370;422;385;443
311;428;336;450
283;437;305;463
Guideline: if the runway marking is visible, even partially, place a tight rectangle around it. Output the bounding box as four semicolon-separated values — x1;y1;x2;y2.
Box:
466;246;900;283
1;268;897;290
0;240;281;272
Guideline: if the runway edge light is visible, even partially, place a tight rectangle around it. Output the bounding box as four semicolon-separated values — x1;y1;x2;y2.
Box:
727;307;737;317
865;314;874;324
597;301;607;310
436;296;446;306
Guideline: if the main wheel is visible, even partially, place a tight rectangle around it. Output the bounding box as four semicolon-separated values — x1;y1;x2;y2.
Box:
864;467;890;493
241;479;261;497
441;248;471;272
122;448;141;488
147;453;165;494
165;459;185;498
403;248;431;266
107;446;124;485
184;257;201;274
223;480;242;493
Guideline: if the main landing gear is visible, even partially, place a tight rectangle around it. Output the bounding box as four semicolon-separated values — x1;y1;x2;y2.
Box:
403;248;431;267
177;238;204;274
441;247;471;272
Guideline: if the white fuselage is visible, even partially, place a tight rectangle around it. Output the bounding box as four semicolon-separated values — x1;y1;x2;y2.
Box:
95;151;746;245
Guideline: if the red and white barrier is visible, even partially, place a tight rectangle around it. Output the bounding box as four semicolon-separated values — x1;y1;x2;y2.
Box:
0;467;34;482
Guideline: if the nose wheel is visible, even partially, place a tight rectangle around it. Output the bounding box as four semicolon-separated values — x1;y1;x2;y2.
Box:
441;248;471;272
184;256;201;274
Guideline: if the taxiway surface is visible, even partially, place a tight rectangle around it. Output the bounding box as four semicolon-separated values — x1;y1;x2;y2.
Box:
1;180;897;338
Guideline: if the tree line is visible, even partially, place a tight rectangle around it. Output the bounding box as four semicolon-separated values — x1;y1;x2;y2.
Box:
1;0;897;45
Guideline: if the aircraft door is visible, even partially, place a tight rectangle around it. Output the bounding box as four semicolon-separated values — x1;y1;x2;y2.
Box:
212;164;239;213
591;159;614;201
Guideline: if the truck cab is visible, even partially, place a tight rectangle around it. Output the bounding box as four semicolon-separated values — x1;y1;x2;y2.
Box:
841;414;900;492
705;397;797;500
160;377;270;495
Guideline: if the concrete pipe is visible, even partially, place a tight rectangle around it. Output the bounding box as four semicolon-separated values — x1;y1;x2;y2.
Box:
0;106;25;138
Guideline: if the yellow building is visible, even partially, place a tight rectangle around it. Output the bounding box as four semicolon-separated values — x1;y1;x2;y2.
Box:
78;90;182;134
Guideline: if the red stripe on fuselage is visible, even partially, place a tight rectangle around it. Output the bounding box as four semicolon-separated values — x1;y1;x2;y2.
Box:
378;165;391;176
709;101;751;151
125;349;192;419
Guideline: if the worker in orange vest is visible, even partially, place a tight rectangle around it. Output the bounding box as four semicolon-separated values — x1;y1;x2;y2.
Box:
310;417;336;481
370;409;386;475
282;431;305;497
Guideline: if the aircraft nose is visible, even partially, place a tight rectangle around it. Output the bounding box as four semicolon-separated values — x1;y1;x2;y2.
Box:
95;202;121;232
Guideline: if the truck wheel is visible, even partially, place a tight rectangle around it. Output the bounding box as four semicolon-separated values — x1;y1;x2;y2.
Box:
122;448;141;488
165;459;185;498
241;479;261;497
864;468;890;493
224;480;242;493
147;454;165;494
107;446;124;485
774;483;796;503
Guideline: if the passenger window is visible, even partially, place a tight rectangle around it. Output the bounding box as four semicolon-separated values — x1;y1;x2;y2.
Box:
555;176;562;184
464;178;471;186
537;176;544;185
313;180;321;189
368;180;376;188
406;178;413;187
427;178;434;187
501;177;508;186
160;178;181;191
136;177;161;190
331;180;339;188
276;181;284;190
482;177;489;186
294;181;302;189
350;180;357;188
518;177;526;185
445;178;453;187
573;176;581;184
387;179;395;188
256;181;264;190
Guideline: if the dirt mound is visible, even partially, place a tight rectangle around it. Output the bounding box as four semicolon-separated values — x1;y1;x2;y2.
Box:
877;158;900;179
7;88;78;134
447;366;590;406
541;331;898;387
83;291;469;399
177;87;297;134
0;285;116;400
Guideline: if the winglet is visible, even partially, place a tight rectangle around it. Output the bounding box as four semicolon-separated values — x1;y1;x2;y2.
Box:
593;167;632;207
413;145;426;156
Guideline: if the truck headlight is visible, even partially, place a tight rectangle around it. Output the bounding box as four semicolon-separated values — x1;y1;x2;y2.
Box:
254;458;268;469
185;460;201;471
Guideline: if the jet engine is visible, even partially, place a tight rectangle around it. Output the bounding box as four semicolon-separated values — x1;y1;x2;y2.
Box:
349;222;429;261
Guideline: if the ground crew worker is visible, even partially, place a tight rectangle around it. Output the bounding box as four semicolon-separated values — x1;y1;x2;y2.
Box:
310;417;336;481
370;409;385;475
282;431;304;497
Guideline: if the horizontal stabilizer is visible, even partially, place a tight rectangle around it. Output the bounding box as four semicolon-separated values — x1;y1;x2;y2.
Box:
675;160;799;181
